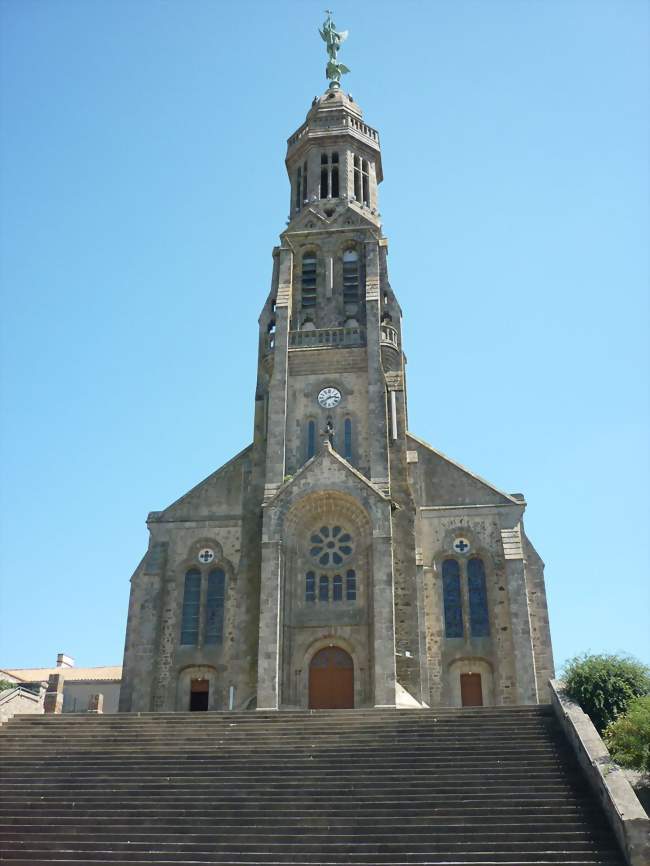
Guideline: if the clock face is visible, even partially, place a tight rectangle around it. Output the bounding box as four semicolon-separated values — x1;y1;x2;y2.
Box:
317;387;341;409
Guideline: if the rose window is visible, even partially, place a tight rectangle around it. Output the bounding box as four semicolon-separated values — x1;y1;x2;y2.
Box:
309;525;353;567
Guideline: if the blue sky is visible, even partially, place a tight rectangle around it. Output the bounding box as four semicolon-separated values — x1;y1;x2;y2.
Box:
1;0;648;674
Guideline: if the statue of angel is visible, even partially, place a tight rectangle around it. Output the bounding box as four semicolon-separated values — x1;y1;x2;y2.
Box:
319;11;350;86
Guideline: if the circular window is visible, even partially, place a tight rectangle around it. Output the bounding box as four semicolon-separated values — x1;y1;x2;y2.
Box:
452;538;471;555
198;548;215;564
309;525;353;567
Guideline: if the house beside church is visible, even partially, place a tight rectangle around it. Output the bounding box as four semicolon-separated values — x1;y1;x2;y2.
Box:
119;56;554;716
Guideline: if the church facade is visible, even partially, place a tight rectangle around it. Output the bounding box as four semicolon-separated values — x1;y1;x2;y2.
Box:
119;79;554;714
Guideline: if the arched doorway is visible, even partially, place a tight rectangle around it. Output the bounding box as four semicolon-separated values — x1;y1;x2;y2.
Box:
309;647;354;709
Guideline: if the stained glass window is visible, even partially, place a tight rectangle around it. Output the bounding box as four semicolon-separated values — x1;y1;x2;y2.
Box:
442;559;463;638
333;574;343;601
319;575;329;602
468;557;490;637
305;572;316;603
180;569;201;645
346;570;357;601
204;568;226;645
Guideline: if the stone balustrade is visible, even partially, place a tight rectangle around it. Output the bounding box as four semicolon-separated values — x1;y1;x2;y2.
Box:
289;326;366;349
380;324;399;348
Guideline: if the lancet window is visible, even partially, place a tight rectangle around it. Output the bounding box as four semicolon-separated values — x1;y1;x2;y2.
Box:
468;557;490;637
180;565;227;646
204;569;226;645
294;160;308;211
441;555;491;639
442;559;463;638
353;155;370;205
305;569;357;604
342;249;359;304
301;254;317;307
344;418;352;462
180;569;201;645
320;151;339;199
307;420;316;459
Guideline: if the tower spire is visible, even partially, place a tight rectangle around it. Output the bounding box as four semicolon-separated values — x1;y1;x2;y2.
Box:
319;10;350;89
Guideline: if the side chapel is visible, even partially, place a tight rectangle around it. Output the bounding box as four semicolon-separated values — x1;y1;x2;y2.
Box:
119;18;554;714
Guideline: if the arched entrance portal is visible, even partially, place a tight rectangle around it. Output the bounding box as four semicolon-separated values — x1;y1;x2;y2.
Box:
309;647;354;709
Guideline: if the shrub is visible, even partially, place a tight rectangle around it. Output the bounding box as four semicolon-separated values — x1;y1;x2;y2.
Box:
604;695;650;772
562;653;650;734
0;680;16;693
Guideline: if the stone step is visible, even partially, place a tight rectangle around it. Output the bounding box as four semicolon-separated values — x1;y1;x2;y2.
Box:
0;850;625;864
0;706;625;866
0;840;622;853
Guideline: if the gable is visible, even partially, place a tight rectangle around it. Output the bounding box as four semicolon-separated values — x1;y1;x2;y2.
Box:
407;433;519;508
152;445;253;523
266;441;389;510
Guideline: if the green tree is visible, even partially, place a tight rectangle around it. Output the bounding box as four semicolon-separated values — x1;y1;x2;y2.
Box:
562;653;650;734
604;695;650;772
0;679;17;693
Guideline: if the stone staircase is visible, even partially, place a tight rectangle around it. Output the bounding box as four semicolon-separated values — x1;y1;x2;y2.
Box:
0;705;627;865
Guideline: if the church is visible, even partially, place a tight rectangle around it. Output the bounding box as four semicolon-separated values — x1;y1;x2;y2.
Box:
119;17;554;716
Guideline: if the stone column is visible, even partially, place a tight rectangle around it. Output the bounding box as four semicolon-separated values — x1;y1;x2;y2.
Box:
365;241;390;492
264;247;293;500
87;693;104;714
502;523;539;704
256;533;282;710
371;517;397;707
43;674;64;714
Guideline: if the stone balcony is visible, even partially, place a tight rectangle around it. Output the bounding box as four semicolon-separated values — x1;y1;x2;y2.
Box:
289;326;366;350
380;324;399;349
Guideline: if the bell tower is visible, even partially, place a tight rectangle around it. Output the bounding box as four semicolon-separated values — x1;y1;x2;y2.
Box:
257;82;400;496
251;14;423;710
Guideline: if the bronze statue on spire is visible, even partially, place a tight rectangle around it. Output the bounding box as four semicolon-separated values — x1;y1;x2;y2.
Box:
319;10;350;88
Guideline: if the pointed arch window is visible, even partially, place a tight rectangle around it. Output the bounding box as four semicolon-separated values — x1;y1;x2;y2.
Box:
344;418;352;462
362;159;370;205
320;152;339;199
204;568;226;645
346;570;357;601
468;557;490;637
331;152;339;198
319;574;329;602
307;420;316;459
180;569;201;645
305;572;316;603
353;156;370;205
442;559;463;638
343;249;359;304
295;166;302;211
301;254;317;307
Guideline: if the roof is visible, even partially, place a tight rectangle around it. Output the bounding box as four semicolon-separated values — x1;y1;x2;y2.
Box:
1;666;122;683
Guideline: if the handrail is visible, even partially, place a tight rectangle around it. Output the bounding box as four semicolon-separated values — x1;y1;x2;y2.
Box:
0;686;41;706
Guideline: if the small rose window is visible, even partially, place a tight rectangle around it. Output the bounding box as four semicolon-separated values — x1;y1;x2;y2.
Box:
309;525;353;567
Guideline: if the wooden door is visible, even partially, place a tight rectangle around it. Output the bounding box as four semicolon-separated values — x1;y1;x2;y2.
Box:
190;678;209;711
460;672;483;707
309;647;354;709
